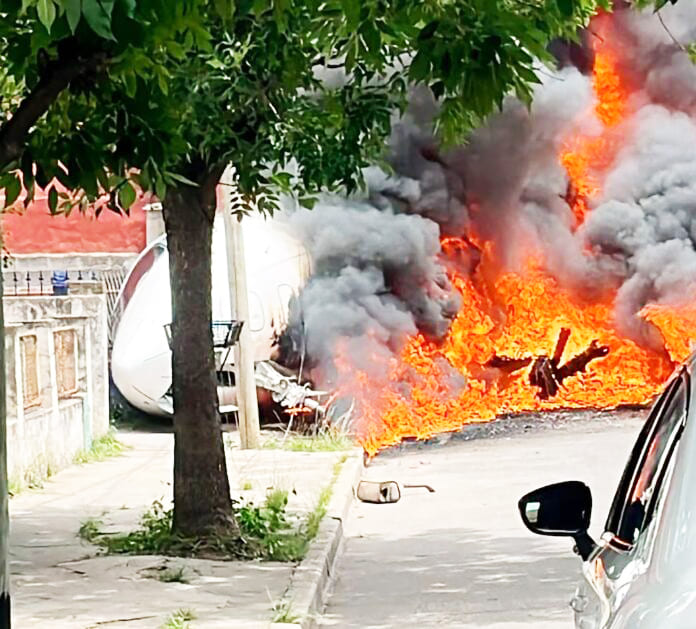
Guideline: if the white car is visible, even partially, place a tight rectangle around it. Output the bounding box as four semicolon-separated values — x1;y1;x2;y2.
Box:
519;356;695;629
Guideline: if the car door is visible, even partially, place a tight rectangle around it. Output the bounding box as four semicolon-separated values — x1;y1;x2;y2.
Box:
572;369;690;629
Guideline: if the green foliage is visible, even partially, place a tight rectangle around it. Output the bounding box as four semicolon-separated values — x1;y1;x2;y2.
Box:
78;470;341;562
95;500;179;554
634;0;679;10
160;608;196;629
78;516;103;543
235;488;308;561
1;0;611;217
0;0;233;212
73;431;125;464
688;43;696;65
77;499;261;559
158;565;189;584
271;599;299;624
262;429;353;452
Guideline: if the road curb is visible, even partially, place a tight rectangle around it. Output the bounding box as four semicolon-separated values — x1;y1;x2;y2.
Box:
271;449;363;628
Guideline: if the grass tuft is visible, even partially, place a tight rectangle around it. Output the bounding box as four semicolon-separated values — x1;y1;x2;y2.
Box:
161;608;196;629
74;432;125;464
262;428;352;452
271;598;299;623
158;565;189;584
78;517;104;543
78;456;349;563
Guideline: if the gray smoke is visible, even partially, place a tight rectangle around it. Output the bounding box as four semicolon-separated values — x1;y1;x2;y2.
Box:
286;2;696;388
284;200;460;380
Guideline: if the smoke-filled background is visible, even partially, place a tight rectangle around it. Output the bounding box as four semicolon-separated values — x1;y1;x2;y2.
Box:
280;3;696;396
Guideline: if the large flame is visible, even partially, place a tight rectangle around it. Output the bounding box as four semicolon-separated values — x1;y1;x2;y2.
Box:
338;255;681;457
560;30;629;224
332;23;695;457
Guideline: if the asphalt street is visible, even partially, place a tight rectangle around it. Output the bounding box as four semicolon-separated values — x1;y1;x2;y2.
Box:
319;411;647;629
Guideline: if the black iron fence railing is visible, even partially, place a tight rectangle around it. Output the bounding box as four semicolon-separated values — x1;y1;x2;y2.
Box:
2;268;128;347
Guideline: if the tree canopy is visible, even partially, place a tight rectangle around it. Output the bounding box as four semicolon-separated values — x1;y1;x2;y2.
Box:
1;0;611;216
0;0;616;537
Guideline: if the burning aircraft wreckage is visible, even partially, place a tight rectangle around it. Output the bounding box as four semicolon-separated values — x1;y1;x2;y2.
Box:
113;3;696;458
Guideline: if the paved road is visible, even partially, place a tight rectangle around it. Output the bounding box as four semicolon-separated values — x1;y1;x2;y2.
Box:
319;413;646;629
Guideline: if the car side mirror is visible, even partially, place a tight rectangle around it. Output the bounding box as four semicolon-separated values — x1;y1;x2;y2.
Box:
518;481;596;560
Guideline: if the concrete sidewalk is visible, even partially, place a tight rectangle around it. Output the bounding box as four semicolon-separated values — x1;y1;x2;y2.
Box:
9;429;352;628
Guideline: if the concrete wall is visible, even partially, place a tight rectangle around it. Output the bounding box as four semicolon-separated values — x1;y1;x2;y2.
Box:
4;252;137;274
3;293;109;483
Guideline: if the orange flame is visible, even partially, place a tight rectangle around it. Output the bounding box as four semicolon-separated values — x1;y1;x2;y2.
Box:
560;33;629;224
337;256;685;457
330;25;696;457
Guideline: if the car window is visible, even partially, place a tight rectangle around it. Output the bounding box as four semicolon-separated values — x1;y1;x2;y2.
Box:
606;370;688;547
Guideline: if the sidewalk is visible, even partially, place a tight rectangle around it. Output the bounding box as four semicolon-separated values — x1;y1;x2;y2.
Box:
9;429;353;628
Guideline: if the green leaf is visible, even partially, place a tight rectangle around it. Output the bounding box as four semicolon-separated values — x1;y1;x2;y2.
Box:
409;50;430;81
37;0;56;32
157;71;169;95
155;177;167;201
166;171;198;187
3;174;22;206
48;185;59;213
82;0;115;39
122;0;136;17
65;0;81;32
118;181;136;209
360;21;381;55
341;0;360;29
123;71;137;97
298;196;317;210
214;0;235;20
252;0;270;16
418;20;439;42
556;0;574;18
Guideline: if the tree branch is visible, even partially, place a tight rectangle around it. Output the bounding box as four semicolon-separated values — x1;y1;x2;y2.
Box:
0;53;107;170
656;11;687;52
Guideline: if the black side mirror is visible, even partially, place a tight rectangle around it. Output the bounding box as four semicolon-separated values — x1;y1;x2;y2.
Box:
518;481;596;560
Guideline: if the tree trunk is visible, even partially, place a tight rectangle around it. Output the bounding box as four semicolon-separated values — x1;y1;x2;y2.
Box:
163;178;237;537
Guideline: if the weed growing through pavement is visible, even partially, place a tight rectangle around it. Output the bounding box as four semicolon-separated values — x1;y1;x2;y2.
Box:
158;565;189;584
74;432;125;464
160;608;196;629
78;517;103;543
8;455;58;495
77;455;347;562
261;427;352;452
271;598;299;623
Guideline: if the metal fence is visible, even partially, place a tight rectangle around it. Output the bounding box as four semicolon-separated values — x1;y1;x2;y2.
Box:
2;269;98;296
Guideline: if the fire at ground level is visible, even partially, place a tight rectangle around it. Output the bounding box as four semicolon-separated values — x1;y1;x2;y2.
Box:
280;7;696;457
323;257;696;459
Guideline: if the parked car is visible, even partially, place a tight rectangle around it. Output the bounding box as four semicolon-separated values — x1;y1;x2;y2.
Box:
518;356;696;629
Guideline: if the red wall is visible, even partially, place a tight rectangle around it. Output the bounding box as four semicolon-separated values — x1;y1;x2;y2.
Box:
2;194;147;254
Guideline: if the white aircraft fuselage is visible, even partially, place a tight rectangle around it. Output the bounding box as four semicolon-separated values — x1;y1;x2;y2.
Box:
110;212;310;416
